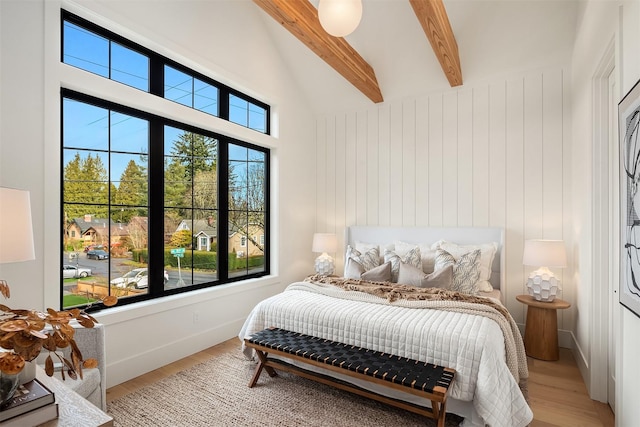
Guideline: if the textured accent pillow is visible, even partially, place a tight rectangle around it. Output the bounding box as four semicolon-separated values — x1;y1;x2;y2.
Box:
362;261;392;282
384;247;421;283
397;263;453;289
434;248;481;294
395;241;438;274
433;240;498;292
345;245;381;279
355;242;394;264
345;259;392;281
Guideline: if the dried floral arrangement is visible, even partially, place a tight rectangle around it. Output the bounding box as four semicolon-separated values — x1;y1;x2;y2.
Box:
0;281;117;379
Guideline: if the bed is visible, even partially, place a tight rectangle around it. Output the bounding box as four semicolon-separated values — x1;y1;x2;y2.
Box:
239;226;533;427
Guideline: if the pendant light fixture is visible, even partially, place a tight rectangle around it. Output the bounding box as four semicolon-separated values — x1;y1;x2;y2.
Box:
318;0;363;37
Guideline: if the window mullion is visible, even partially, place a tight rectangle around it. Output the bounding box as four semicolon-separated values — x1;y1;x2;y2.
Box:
219;87;229;122
148;120;164;294
218;140;229;281
149;55;164;97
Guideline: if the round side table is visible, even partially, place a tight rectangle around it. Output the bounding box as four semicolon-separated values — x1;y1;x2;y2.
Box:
516;294;571;361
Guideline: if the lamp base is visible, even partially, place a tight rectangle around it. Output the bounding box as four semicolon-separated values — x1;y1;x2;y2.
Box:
315;253;335;276
526;268;560;302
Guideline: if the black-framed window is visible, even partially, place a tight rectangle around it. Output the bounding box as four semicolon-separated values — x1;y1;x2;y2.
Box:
60;10;271;311
61;9;270;135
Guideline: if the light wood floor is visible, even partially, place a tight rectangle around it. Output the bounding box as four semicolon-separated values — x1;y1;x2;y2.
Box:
107;340;615;427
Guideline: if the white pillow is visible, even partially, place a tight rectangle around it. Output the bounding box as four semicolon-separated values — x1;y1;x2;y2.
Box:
432;240;498;292
393;241;418;257
384;247;421;283
434;248;481;294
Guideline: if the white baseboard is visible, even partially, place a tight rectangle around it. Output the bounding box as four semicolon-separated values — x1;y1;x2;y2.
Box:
570;331;590;394
106;317;245;388
558;329;574;349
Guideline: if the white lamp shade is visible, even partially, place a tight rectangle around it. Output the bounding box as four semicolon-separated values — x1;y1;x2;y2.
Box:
0;187;35;263
318;0;363;37
312;233;338;253
522;239;567;268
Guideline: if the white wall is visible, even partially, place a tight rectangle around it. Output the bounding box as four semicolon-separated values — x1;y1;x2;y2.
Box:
315;68;573;332
570;0;640;416
0;0;316;387
570;0;620;398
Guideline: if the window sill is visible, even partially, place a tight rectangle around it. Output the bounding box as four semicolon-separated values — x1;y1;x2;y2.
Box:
95;275;281;326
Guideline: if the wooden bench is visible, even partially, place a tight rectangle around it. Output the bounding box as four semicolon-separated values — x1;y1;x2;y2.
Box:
244;327;456;427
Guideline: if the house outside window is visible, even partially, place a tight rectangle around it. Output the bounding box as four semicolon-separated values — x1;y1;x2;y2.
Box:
60;10;270;310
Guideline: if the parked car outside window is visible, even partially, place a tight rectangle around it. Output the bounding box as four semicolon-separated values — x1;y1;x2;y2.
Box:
86;249;109;260
110;268;169;289
62;265;92;278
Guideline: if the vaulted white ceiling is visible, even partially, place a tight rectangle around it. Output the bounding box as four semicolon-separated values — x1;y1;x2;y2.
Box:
253;0;581;114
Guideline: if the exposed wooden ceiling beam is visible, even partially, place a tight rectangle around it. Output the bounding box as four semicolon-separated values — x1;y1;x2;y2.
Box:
409;0;463;87
253;0;384;103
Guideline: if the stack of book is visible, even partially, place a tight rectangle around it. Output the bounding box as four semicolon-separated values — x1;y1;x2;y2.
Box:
0;379;58;426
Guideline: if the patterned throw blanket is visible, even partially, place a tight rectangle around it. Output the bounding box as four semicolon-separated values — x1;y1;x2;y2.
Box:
302;274;529;389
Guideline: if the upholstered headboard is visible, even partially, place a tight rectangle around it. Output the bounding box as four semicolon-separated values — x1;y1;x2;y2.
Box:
346;226;505;290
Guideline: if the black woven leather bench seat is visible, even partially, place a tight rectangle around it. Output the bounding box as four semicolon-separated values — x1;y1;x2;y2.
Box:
244;327;456;427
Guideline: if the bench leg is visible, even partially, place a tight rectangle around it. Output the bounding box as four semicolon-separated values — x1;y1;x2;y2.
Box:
431;400;447;427
248;349;278;388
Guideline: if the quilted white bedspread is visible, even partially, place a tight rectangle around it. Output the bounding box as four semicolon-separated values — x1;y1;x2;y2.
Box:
239;281;533;427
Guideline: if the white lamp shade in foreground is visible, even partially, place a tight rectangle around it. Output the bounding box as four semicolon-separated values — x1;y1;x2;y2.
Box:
0;187;35;264
318;0;363;37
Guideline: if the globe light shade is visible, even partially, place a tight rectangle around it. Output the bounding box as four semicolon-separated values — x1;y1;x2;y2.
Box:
318;0;363;37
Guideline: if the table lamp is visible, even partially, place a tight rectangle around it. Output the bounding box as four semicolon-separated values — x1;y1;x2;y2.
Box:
312;233;338;276
0;186;35;270
522;239;567;302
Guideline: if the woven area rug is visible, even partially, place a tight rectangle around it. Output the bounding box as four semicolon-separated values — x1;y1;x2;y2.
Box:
108;346;463;427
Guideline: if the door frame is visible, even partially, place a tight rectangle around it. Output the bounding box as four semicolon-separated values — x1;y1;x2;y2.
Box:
591;36;617;404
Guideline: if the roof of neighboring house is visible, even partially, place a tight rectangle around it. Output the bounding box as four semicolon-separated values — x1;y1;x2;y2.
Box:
178;219;264;239
110;224;129;237
71;217;114;235
229;222;263;238
70;217;130;239
178;219;217;237
129;216;149;233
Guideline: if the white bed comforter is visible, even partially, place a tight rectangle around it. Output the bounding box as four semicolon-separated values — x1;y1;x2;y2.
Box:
239;281;533;427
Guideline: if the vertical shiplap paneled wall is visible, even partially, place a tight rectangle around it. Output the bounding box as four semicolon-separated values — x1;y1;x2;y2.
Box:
315;68;572;329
